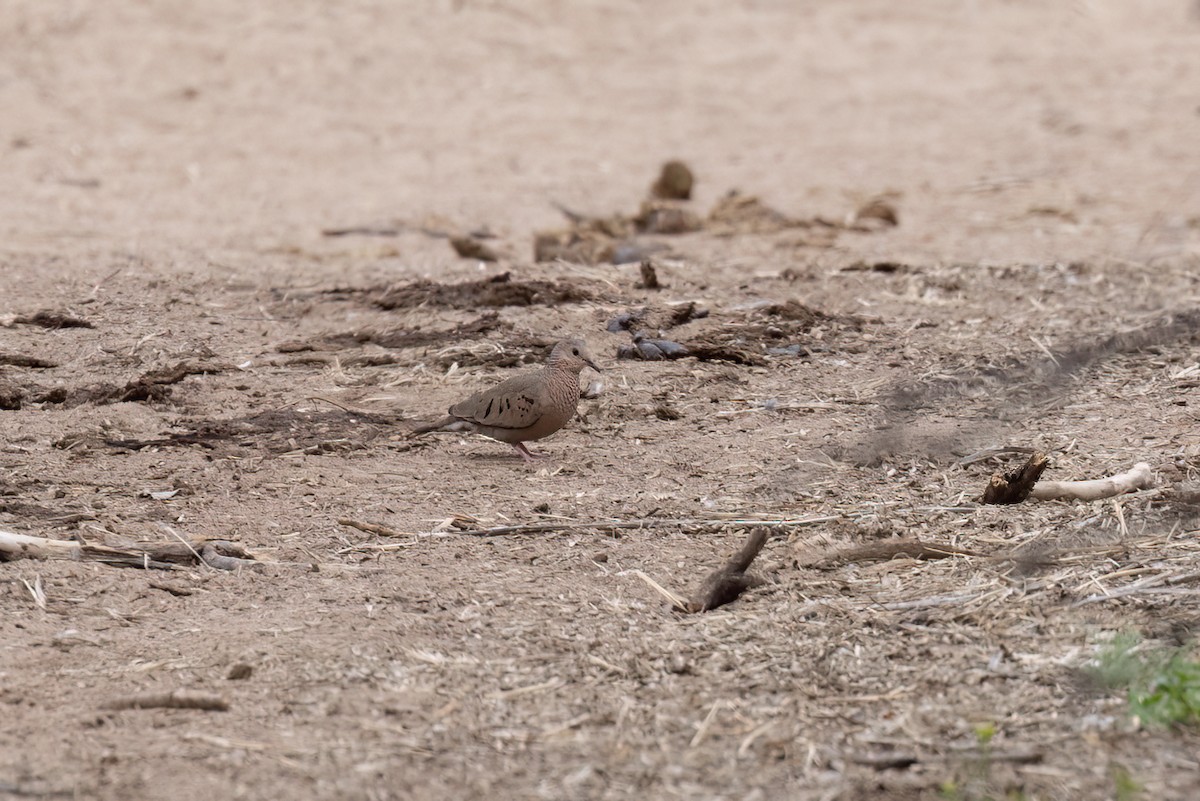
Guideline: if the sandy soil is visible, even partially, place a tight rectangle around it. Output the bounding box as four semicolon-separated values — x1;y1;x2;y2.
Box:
3;2;1200;799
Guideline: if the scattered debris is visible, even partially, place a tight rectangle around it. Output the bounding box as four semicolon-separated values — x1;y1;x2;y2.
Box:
532;171;889;263
0;352;57;368
0;529;257;571
604;302;708;334
278;313;507;353
19;360;224;408
0;379;23;410
706;190;801;235
88;360;221;405
370;272;597;310
423;333;557;369
533;228;620;264
759;298;824;325
801;538;978;569
3;311;94;329
617;334;690;361
611;301;828;366
653;404;682;420
633;200;703;235
103;408;400;455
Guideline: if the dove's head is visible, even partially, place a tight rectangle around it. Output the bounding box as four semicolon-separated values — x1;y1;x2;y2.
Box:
548;338;601;374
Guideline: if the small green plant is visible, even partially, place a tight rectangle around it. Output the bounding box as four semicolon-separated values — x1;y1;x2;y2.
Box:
1090;631;1145;689
1111;764;1142;801
936;722;1026;801
1089;632;1200;727
937;779;1027;801
1128;650;1200;726
973;721;997;747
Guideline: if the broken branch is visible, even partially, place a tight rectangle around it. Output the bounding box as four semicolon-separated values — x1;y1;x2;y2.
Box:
981;451;1049;504
1031;462;1154;501
0;529;256;570
103;690;229;712
688;527;769;612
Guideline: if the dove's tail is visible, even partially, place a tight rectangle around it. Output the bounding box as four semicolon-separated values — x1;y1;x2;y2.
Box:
406;416;456;437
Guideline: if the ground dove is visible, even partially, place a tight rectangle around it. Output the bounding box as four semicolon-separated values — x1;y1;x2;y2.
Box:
410;338;601;461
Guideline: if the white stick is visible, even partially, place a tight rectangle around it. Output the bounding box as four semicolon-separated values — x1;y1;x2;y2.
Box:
0;530;81;560
1031;462;1154;502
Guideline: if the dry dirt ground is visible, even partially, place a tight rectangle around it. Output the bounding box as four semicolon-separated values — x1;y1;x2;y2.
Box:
4;2;1200;799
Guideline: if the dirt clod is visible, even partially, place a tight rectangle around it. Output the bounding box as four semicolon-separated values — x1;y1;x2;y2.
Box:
650;160;695;200
450;235;500;262
11;311;94;329
372;272;596;309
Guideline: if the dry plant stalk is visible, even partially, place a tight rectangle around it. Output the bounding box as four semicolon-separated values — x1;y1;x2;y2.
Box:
338;518;403;537
631;570;689;610
458;515;838;537
688;527;769;612
1031;461;1153;501
809;539;977;568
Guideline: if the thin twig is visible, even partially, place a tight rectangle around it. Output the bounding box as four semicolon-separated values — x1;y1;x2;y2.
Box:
689;701;727;748
338;518;403;537
456;515;840;537
159;525;208;568
630;570;688;610
956;446;1038;467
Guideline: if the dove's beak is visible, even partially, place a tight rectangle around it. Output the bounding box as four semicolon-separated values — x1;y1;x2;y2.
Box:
585;358;602;373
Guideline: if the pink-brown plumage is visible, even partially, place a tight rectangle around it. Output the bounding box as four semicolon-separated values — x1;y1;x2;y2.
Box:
410;338;600;461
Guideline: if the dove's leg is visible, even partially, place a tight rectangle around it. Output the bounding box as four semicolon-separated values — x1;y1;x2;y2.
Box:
512;442;549;462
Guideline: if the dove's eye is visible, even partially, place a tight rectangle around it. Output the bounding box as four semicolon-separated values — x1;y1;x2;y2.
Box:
572;348;580;355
